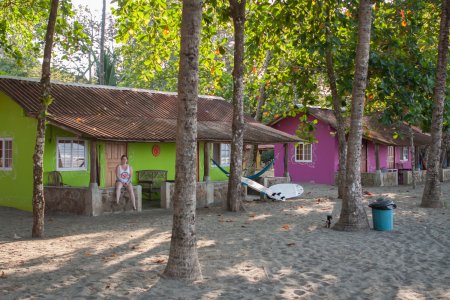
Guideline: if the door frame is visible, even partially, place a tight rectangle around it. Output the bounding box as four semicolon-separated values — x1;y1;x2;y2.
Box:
105;142;128;188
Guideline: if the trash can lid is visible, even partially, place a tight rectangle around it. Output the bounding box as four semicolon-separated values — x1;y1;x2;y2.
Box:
368;197;397;210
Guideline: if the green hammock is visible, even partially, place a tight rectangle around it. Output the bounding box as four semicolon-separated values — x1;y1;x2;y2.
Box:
211;158;275;180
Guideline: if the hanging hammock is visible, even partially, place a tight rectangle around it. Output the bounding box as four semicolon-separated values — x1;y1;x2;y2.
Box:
211;158;275;180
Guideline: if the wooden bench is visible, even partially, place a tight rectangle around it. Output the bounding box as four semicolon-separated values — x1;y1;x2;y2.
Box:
137;170;168;201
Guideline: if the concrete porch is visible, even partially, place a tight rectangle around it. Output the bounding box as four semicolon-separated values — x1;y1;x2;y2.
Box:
45;184;142;216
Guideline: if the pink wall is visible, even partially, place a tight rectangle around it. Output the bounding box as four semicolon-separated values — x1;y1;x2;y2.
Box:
272;114;415;184
366;142;413;171
272;115;339;184
393;146;413;169
366;141;388;172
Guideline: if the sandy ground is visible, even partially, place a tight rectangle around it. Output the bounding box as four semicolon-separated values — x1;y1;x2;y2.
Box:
1;182;450;300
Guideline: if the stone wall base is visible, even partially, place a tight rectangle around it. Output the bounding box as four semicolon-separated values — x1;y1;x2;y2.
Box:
440;168;450;182
45;184;142;216
399;170;427;185
161;177;290;209
361;170;398;187
161;181;246;209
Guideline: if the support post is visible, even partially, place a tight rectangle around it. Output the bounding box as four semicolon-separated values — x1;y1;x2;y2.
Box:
283;143;289;178
375;143;380;171
90;140;98;187
374;143;383;186
203;142;210;182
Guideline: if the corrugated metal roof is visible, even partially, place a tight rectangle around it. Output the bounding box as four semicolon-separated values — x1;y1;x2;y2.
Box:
306;107;431;146
0;76;300;144
269;107;431;146
269;106;431;146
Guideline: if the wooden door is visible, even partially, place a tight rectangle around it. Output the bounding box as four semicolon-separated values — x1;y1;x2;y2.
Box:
360;140;367;173
387;146;394;169
105;143;127;187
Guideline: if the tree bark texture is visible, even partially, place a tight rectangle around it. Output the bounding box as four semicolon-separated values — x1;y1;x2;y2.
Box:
325;6;347;199
98;0;106;85
333;0;372;231
421;0;449;208
163;0;202;281
227;0;246;212
32;0;59;238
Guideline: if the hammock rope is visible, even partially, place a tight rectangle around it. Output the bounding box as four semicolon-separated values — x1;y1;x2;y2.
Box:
211;158;275;180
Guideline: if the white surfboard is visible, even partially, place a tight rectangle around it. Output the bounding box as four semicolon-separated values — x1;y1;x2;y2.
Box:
241;177;286;201
269;183;304;199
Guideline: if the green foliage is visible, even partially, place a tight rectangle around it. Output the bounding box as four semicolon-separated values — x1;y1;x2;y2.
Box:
96;51;117;85
1;0;445;138
368;0;444;132
260;149;274;163
0;0;87;65
113;0;232;96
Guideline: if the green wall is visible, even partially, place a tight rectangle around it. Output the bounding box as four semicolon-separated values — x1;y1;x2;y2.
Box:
127;141;228;184
43;125;91;187
0;92;37;211
98;142;106;188
128;142;177;184
0;91;229;212
198;142;230;181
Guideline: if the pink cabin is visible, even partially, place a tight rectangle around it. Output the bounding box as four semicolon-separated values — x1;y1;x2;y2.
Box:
270;107;432;186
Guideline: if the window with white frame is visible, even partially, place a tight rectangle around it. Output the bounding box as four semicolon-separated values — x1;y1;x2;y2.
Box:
401;146;409;161
0;138;13;170
295;142;312;162
57;138;87;170
212;143;231;166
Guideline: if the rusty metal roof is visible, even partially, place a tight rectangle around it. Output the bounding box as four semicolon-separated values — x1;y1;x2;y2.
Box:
270;106;431;146
0;76;300;144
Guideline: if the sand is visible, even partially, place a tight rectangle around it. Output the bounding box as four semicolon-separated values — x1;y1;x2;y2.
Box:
1;182;450;299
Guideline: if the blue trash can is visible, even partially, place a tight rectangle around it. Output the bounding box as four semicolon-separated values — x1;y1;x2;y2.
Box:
369;198;397;231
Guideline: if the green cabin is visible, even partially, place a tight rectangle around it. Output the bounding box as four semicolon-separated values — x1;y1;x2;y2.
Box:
0;76;298;214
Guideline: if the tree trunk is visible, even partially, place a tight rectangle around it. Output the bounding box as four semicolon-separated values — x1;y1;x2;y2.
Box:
163;0;202;281
325;4;346;199
227;0;246;212
246;50;272;175
333;0;372;231
254;51;272;123
410;126;416;189
98;0;106;85
421;0;449;208
32;0;59;238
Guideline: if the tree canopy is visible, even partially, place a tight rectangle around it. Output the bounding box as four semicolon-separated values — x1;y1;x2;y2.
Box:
1;0;447;137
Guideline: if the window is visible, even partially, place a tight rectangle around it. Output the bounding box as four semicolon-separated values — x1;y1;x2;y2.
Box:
0;138;13;170
57;138;87;171
212;143;231;166
295;142;312;162
401;147;409;161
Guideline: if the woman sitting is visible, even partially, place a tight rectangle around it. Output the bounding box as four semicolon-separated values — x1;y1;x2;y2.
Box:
115;155;136;210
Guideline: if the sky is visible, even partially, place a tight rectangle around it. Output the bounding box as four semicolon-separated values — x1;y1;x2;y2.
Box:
71;0;111;13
